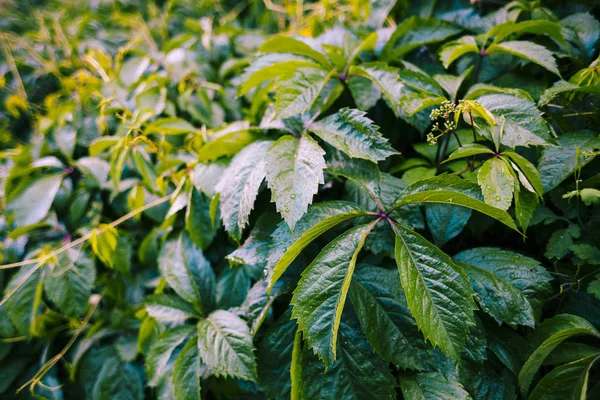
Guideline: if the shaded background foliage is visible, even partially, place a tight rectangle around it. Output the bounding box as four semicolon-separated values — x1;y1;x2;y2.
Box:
1;0;600;399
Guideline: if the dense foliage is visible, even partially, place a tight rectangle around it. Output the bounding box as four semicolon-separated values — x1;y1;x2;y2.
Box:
1;0;600;398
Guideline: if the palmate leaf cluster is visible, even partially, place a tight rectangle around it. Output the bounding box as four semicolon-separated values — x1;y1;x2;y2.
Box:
1;0;600;399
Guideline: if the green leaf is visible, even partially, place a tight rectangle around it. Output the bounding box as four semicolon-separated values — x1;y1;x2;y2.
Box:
561;12;600;59
6;173;63;228
196;310;258;382
519;314;600;396
393;175;519;233
347;76;381;110
265;134;326;230
4;264;44;336
326;149;382;202
503;151;543;196
538;80;600;106
256;309;296;399
274;67;334;119
454;247;552;322
529;353;600;400
399;372;470;400
444;143;494;163
425;204;471;247
146;325;195;386
119;56;149;86
393;222;476;359
239;58;324;96
309;108;397;162
291;222;375;365
537;132;600;192
487;41;560;76
197;122;263;162
173;339;202;400
545;224;581;260
145;117;198;135
348;63;403;112
259;36;332;68
93;359;144;400
131;148;158;192
268;202;367;292
186;187;217;250
298;315;396;399
44;248;95;316
477;157;515;211
475;94;550;148
439;36;479;69
489;20;567;47
144;294;198;322
349;264;425;369
216;140;273;242
384;16;463;58
158;233;216;315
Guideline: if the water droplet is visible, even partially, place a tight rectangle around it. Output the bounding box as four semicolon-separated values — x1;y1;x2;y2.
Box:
290;193;296;199
509;272;516;279
284;207;289;213
234;367;239;373
486;185;492;190
448;198;453;202
495;195;501;201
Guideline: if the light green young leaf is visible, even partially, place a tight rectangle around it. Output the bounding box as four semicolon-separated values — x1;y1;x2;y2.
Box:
265;134;326;230
487;40;560;76
197;310;258;382
291;222;375;366
216;140;273;242
158;233;216;315
477;157;515;211
393;222;476;359
309;108;397;162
